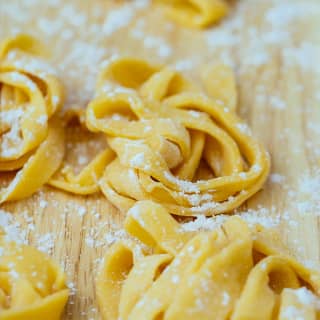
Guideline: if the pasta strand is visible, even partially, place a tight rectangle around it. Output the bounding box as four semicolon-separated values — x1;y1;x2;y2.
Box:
155;0;229;28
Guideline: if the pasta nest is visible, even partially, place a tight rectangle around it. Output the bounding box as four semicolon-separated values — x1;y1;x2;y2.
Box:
77;57;270;216
0;35;65;204
0;234;68;319
97;201;320;320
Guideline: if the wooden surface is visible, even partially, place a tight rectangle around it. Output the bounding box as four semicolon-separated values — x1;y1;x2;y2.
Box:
1;0;320;319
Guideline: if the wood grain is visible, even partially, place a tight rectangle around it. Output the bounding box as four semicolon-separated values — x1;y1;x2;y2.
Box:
1;0;320;319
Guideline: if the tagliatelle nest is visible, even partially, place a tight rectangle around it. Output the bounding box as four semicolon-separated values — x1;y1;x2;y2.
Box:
0;35;65;204
96;201;320;319
79;57;270;216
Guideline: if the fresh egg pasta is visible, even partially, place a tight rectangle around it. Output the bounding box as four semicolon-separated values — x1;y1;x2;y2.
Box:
156;0;229;28
84;57;270;216
0;234;68;319
0;35;65;203
97;201;320;320
48;109;115;195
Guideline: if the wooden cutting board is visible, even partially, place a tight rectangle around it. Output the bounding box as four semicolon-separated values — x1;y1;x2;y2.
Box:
1;0;320;319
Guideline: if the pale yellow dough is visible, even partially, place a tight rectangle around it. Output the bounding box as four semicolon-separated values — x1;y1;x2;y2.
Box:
0;235;68;319
97;201;320;320
156;0;229;28
84;57;270;216
0;34;65;203
48;109;115;195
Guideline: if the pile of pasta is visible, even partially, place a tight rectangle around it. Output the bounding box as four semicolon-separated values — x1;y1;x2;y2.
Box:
156;0;229;28
0;23;316;320
0;36;270;216
97;200;320;320
0;233;68;319
0;35;65;204
78;57;270;216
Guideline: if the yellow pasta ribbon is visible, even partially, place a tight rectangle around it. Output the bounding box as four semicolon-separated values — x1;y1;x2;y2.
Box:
0;34;65;203
87;57;270;216
48;109;115;195
155;0;229;28
97;200;320;320
0;235;68;319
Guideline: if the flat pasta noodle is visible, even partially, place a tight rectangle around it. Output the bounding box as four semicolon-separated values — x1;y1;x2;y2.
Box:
86;57;270;216
96;200;320;320
0;118;64;203
0;234;68;319
48;109;115;195
155;0;229;28
0;34;65;203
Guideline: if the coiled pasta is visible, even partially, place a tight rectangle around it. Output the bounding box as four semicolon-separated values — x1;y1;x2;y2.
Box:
0;234;68;319
156;0;229;28
85;57;270;216
0;35;65;203
97;201;320;320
